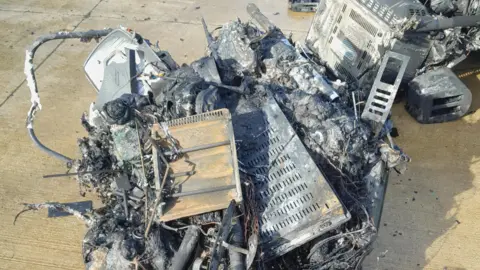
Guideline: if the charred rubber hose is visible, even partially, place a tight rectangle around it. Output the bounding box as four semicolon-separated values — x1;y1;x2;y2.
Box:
171;226;200;270
28;128;72;164
229;221;246;270
24;29;113;164
411;15;480;32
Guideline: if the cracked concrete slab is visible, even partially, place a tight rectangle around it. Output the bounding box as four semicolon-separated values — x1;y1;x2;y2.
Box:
90;0;311;34
363;75;480;269
73;14;309;64
0;0;99;15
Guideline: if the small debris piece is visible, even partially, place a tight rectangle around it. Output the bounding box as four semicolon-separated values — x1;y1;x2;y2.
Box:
390;127;399;137
48;201;93;217
273;12;280;15
384;223;387;226
455;219;461;224
412;197;416;201
111;125;142;162
414;190;418;194
131;187;144;199
15;203;94;226
195;6;201;9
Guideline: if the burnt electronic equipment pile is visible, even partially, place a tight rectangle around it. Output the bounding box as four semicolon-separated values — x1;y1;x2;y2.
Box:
20;4;432;270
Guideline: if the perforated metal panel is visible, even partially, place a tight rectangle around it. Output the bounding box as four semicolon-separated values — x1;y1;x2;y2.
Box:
349;9;378;36
233;98;350;259
361;51;409;125
151;109;242;221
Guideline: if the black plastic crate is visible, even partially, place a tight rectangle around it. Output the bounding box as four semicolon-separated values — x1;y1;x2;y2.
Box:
406;67;472;124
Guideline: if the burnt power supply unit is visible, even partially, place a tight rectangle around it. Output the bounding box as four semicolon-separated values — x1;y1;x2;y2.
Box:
306;0;431;85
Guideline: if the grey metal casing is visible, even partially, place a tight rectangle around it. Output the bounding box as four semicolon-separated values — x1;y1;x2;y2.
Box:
306;0;430;84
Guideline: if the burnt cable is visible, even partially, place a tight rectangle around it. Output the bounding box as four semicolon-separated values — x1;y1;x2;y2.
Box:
25;29;113;163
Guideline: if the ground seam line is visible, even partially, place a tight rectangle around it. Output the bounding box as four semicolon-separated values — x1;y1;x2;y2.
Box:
0;0;104;109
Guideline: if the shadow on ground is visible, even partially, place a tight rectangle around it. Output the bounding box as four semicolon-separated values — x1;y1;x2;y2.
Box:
364;57;480;269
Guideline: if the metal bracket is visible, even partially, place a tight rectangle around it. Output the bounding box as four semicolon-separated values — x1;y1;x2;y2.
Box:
361;51;410;126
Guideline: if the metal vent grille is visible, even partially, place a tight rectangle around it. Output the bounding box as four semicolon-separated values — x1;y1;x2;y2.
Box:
377;5;387;17
154;108;241;221
385;10;393;20
349;10;378;36
409;8;426;16
363;0;374;8
334;62;356;82
362;51;410;125
359;0;391;23
233;98;350;259
165;109;227;127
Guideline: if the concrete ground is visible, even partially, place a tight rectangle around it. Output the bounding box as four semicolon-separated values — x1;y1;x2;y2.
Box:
0;1;479;269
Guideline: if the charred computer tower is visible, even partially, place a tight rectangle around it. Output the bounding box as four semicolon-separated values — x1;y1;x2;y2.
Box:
306;0;477;123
